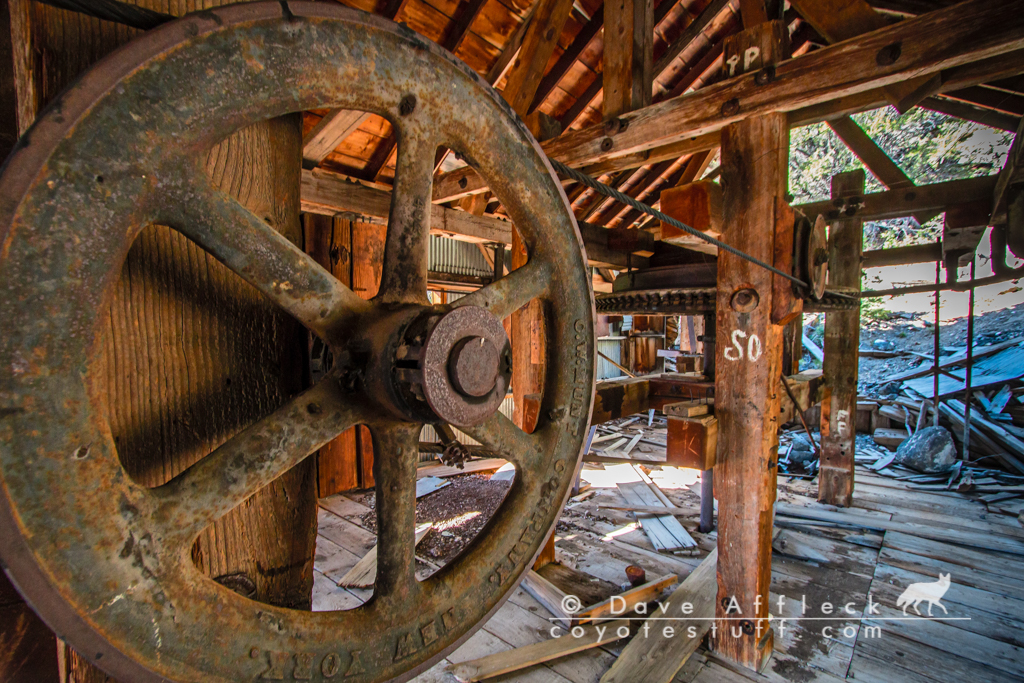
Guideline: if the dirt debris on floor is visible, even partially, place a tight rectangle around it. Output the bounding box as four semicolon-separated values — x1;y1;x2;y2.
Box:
356;474;512;566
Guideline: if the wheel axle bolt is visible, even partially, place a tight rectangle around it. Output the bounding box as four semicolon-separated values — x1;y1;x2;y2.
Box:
730;288;759;313
448;336;499;397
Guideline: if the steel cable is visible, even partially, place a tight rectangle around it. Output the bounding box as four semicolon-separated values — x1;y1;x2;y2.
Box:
550;158;813;288
34;0;173;30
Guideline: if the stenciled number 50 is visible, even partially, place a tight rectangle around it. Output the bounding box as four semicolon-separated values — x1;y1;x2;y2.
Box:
723;329;762;363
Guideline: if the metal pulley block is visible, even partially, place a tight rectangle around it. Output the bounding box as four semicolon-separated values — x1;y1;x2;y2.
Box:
793;213;830;300
0;4;595;682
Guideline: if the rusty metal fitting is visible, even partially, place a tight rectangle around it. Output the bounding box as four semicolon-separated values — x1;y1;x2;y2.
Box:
730;288;760;313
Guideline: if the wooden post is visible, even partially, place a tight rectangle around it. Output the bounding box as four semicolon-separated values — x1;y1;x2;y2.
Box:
18;2;318;679
781;317;803;376
603;0;654;119
711;20;788;672
818;170;865;506
306;215;360;496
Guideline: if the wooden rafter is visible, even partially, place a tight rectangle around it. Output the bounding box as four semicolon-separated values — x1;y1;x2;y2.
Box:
303;0;410;170
528;4;605;114
543;0;1024;173
561;0;737;131
653;0;732;79
603;0;654;118
921;95;1022;132
826;115;913;190
788;0;938;112
302;110;371;168
439;0;489;53
502;0;576;116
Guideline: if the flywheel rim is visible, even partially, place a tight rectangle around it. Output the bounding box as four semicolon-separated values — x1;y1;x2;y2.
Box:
0;4;595;682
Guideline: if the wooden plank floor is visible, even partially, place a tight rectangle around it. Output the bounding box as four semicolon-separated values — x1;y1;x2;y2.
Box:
312;422;1024;682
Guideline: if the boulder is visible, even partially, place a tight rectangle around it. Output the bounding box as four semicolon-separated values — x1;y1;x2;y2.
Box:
894;426;957;473
788;447;817;468
872;338;895;352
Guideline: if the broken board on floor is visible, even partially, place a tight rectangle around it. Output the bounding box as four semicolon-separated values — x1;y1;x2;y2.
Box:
616;481;696;551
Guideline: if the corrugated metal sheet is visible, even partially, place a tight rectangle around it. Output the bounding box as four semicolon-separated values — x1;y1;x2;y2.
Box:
428;235;492;277
418;394;515;462
597;338;626;380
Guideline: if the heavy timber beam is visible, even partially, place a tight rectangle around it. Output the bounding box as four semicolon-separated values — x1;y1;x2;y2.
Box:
788;0;936;111
301;167;651;268
819;171;866;507
544;0;1024;169
604;0;654;119
302;168;511;243
862;241;942;268
797;174;997;222
826;116;936;225
432;1;1024;204
592;374;823;425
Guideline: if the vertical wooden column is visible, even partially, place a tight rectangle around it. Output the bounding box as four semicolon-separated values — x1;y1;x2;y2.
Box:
818;170;865;506
711;20;788;672
781;317;803;375
306;215;381;495
603;0;653;119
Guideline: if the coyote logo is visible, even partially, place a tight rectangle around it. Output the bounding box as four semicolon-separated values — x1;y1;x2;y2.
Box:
896;573;950;616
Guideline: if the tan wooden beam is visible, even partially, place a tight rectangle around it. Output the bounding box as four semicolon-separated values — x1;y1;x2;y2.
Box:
543;0;1024;172
797;173;996;222
604;0;654;119
787;0;937;111
439;0;488;53
529;4;605;114
301;168;513;244
599;549;717;683
485;0;538;85
302;168;649;267
819;171;866;506
862;241;942;268
827;115;912;189
502;0;576;116
432;5;1024;204
993;117;1024;255
921;95;1021;132
302;109;371;168
826;115;936;224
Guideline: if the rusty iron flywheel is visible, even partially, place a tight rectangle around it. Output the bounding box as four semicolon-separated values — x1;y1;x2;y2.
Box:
0;3;595;681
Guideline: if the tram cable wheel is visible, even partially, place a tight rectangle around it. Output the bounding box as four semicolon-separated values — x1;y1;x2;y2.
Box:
793;213;830;301
0;3;595;681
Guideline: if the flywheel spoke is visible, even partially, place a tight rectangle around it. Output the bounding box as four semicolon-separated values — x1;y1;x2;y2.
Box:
459;410;545;474
151;376;364;545
165;173;371;338
451;260;552;320
368;422;422;602
377;128;437;305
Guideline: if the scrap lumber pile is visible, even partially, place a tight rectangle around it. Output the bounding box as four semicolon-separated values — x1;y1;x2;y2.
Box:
448;551;717;683
586;414;669;464
857;337;1024;476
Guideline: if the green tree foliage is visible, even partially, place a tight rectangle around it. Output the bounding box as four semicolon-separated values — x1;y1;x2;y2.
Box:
789;106;1013;250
